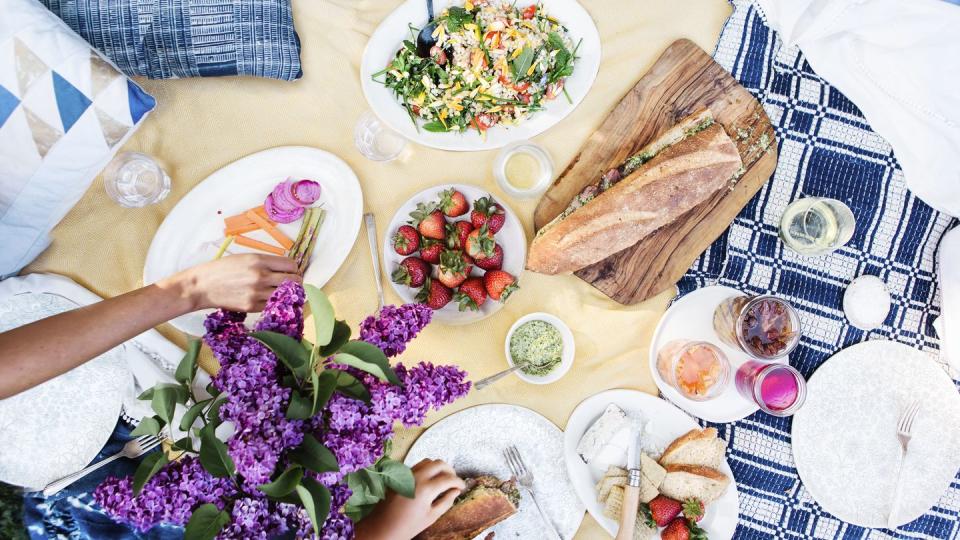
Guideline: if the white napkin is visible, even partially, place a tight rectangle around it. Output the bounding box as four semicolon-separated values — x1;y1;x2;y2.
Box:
753;0;960;218
935;226;960;375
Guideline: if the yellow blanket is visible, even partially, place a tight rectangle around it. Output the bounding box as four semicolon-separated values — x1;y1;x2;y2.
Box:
24;0;731;536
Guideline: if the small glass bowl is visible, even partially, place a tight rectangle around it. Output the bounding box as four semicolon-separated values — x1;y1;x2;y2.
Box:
493;140;554;199
655;340;730;402
713;294;801;360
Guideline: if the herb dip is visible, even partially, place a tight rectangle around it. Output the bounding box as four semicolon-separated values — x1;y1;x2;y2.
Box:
510;320;563;376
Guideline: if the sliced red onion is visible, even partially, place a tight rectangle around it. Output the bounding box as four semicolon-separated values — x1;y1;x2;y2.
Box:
270;179;301;212
264;192;305;223
291;179;321;206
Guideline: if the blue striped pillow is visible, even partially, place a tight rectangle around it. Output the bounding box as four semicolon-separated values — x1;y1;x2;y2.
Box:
40;0;302;81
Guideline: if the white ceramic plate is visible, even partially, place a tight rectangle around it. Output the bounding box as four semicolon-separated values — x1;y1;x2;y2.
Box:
405;404;585;539
792;340;960;528
564;389;740;540
360;0;602;151
382;184;526;324
144;146;363;336
649;285;760;422
504;312;574;385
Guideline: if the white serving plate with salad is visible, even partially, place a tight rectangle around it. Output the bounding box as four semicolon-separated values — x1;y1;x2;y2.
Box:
564;389;739;540
144;146;363;336
360;0;601;151
382;183;526;325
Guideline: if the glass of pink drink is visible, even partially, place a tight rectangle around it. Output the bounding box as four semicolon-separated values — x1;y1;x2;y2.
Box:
735;361;807;416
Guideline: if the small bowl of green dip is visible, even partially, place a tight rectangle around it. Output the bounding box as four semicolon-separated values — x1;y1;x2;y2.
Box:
504;313;575;385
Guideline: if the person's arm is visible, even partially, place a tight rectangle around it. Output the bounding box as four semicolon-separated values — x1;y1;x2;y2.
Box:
355;459;466;540
0;254;301;400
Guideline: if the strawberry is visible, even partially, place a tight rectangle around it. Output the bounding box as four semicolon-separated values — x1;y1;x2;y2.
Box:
474;243;503;271
649;495;683;527
454;277;487;311
419;239;443;264
437;250;473;289
391;257;429;288
661;518;707;540
681;499;705;523
392;225;420;256
483;270;518;302
439;188;469;217
470;196;506;234
446;221;473;250
415;279;453;310
464;225;496;260
410;202;446;240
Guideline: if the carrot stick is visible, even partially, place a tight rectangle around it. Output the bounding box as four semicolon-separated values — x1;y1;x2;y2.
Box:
234;234;286;256
246;210;293;250
224;222;261;236
223;206;272;229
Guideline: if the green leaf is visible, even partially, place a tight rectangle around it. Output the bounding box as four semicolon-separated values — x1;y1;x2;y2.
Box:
179;399;210;432
331;370;371;402
344;503;378;522
296;478;332;539
336;341;401;385
378;459;416;498
173;437;195;453
444;6;473;31
258;466;303;498
252;331;311;380
286;390;313;420
312;371;338;415
132;451;168;495
547;32;567;52
174;339;201;384
206;398;226;427
304;285;335;347
318;320;352;356
151;386;179;425
205;382;221;398
199;428;235;478
130;416;162;437
346;469;385;507
140;383;189;404
289;434;339;474
422;121;449;133
511;46;534;81
183;503;230;540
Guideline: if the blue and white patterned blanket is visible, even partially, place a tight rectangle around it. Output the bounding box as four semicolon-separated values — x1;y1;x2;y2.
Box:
678;1;960;538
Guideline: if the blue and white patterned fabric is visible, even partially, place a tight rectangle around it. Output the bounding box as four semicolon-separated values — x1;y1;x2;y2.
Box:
0;0;155;278
39;0;302;81
677;1;960;538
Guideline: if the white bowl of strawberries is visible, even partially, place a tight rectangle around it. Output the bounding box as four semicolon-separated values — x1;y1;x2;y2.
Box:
383;184;526;325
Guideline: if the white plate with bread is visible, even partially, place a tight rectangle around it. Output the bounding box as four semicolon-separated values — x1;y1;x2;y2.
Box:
564;389;739;539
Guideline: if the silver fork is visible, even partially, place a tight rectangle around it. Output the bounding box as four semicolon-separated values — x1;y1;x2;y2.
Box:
504;445;561;540
43;434;162;496
888;400;921;528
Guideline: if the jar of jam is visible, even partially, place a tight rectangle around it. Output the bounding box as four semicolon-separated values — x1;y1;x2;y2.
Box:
713;294;801;360
735;361;807;416
656;340;730;401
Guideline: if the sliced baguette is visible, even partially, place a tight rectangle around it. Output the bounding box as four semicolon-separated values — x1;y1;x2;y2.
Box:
658;428;727;470
658;464;730;504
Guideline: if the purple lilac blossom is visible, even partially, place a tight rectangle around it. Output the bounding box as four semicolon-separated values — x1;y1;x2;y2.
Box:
94;282;469;538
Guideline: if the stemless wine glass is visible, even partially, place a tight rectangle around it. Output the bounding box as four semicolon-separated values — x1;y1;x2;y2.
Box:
779;197;855;256
354;111;407;161
103;152;171;208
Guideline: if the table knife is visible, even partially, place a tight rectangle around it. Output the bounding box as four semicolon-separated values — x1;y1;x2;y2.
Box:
615;420;643;540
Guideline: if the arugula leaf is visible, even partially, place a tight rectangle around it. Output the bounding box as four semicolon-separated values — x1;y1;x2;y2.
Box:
444;7;473;32
547;32;567;52
422;121;449;133
510;46;534;81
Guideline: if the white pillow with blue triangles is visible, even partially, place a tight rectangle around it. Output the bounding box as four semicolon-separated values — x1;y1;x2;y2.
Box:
0;0;155;277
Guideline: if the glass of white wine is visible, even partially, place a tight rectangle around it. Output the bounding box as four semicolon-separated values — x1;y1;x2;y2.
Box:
493;140;554;199
779;197;856;256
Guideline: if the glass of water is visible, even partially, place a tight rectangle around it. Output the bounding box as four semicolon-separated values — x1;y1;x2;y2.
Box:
103;152;171;208
354;111;407;162
779;197;856;256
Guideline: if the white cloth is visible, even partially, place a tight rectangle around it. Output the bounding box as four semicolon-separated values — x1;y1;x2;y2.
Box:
936;227;960;374
754;0;960;218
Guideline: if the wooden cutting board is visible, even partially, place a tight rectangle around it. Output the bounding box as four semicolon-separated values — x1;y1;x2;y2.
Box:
533;38;777;305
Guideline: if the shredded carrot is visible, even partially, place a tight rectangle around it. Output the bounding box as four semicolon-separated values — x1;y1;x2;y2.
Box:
246;210;293;250
223;206;272;229
234;234;286;256
223;222;261;236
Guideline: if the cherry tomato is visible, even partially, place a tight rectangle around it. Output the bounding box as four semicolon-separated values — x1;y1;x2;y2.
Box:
545;79;564;100
429;46;447;66
512;81;530;92
522;5;537;19
472;113;498;131
518;92;531;104
411;105;422;115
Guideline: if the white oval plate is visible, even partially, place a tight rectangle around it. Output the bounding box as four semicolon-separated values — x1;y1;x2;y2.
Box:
405;403;585;539
382;184;526;325
792;340;960;528
360;0;602;151
564;389;740;540
144;146;363;336
649;285;760;423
